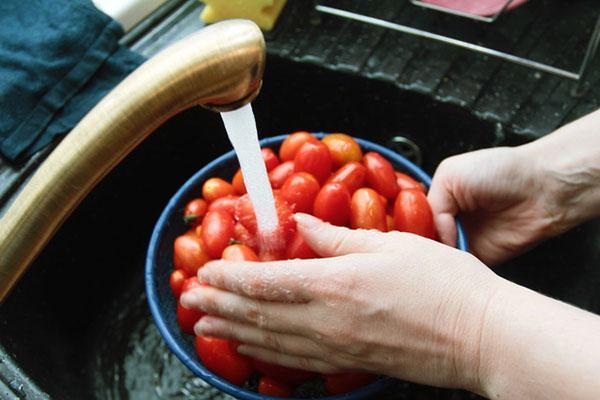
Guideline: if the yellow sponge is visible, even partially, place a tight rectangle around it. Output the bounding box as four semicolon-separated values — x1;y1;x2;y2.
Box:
200;0;287;31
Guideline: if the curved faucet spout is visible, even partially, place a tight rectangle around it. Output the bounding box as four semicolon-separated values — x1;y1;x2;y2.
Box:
0;19;266;301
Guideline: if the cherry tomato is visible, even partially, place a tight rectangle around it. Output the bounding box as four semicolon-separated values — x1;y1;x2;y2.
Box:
280;172;320;214
253;359;316;386
177;277;206;335
350;188;387;231
222;244;259;261
363;152;399;200
395;171;426;193
279;131;319;162
386;215;395;232
232;169;246;194
268;161;295;189
201;210;235;258
393;189;435;239
322;133;363;167
262;147;280;172
169;269;188;298
378;194;388;210
294;142;332;184
258;376;293;398
313;182;351;227
234;193;296;245
286;231;319;259
173;234;211;276
233;222;258;252
322;372;376;395
208;195;239;216
183;198;208;227
327;161;366;194
202;178;235;203
195;337;254;386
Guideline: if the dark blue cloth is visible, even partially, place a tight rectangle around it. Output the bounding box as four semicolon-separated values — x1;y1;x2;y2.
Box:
0;0;145;163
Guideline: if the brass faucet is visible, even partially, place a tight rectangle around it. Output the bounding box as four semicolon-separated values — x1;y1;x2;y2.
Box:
0;19;266;301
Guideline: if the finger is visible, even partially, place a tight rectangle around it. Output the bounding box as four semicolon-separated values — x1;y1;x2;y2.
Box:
181;286;311;335
195;316;324;359
294;213;397;256
427;168;458;247
237;345;340;374
198;259;317;302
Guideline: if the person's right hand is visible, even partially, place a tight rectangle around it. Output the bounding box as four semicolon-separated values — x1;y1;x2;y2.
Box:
428;146;565;266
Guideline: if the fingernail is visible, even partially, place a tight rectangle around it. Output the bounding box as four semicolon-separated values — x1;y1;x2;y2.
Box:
294;213;320;229
194;318;210;336
180;291;196;308
236;345;250;355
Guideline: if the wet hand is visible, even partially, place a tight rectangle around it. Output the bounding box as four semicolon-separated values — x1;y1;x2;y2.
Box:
180;214;501;394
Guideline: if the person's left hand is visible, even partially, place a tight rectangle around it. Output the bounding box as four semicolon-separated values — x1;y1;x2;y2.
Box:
180;214;502;393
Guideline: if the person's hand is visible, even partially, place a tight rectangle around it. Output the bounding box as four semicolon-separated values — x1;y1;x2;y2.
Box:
428;146;566;266
181;214;502;394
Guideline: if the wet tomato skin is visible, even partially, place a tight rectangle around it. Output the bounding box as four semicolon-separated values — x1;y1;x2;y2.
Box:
258;376;293;397
232;169;246;194
208;195;239;216
279;131;319;162
177;277;206;335
201;210;235;258
393;189;435;239
222;244;259;261
195;337;254;385
286;231;319;259
262;147;281;172
268;161;295;189
294;142;333;184
169;269;188;298
350;188;388;231
395;171;426;193
280;172;320;214
322;372;377;395
313;182;351;227
183;198;208;226
202;178;235;203
363;152;399;200
322;133;363;167
173;234;211;276
327;161;366;194
253;359;316;386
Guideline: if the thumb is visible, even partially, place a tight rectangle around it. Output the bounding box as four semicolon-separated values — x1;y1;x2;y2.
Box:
293;213;395;257
428;169;459;247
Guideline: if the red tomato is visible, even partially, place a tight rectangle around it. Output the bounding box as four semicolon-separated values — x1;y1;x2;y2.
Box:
393;189;435;239
322;372;376;395
280;172;320;213
234;194;296;245
169;269;188;298
294;142;332;184
173;234;211;276
258;376;293;398
262;147;281;172
177;277;206;335
286;231;319;259
253;359;316;386
232;169;246;194
233;222;258;252
208;195;239;216
350;188;387;231
363;152;399;200
201;211;235;258
222;244;259;261
183;198;208;227
378;194;388;210
202;178;235;203
395;171;426;193
268;161;295;189
279;131;319;162
195;337;254;385
322;133;363;167
327;161;367;194
313;182;351;227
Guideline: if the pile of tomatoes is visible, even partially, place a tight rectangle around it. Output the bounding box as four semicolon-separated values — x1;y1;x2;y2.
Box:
169;132;435;397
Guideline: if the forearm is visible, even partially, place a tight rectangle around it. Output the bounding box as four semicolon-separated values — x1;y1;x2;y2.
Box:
522;109;600;229
479;279;600;399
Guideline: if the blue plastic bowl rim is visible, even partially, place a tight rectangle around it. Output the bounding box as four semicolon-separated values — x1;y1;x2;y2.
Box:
146;133;469;400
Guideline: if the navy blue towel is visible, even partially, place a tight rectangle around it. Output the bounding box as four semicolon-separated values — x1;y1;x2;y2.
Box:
0;0;145;163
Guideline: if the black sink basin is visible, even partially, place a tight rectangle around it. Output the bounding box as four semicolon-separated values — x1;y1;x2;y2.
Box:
1;56;599;400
